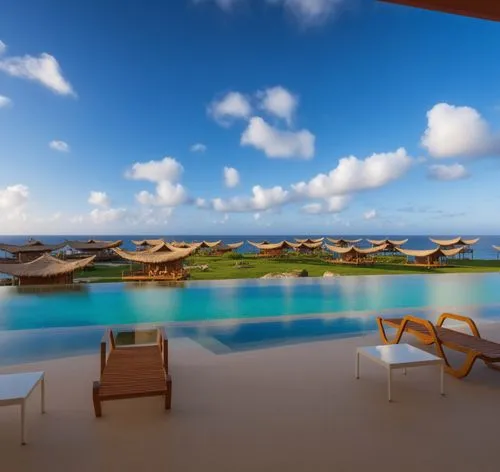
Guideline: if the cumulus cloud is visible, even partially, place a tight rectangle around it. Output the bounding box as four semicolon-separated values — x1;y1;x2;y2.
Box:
90;208;127;224
212;185;290;212
258;86;298;124
223;166;240;188
241;117;315;159
209;91;252;125
0;53;75;96
0;40;6;56
0;95;12;108
427;163;469;181
195;197;209;208
293;148;413;197
301;195;350;214
190;143;207;153
0;184;29;221
421;103;500;158
136;181;188;207
49;140;70;152
126;156;183;183
363;209;377;220
88;191;110;208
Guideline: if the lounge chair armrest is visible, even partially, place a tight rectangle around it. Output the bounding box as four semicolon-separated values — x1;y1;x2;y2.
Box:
437;313;481;338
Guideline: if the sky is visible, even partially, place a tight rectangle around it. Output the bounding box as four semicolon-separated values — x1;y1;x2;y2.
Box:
1;0;500;235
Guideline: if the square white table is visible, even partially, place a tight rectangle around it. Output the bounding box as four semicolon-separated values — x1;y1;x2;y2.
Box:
355;344;444;402
0;371;45;445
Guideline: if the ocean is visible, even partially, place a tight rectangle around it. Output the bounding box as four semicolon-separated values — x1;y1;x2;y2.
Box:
0;234;499;259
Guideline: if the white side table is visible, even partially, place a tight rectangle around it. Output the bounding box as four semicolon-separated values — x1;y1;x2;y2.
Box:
356;344;444;402
0;371;45;445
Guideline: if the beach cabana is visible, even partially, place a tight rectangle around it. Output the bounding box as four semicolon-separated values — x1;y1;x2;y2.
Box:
325;244;387;265
326;238;362;248
65;239;122;261
248;240;298;257
211;241;244;256
367;239;408;253
396;247;464;268
429;237;479;259
132;239;165;251
295;238;324;244
294;241;324;254
0;254;95;285
0;240;66;263
379;0;500;22
113;244;195;281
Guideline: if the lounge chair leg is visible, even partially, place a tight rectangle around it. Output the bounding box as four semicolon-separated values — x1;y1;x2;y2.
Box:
165;375;172;410
93;381;102;417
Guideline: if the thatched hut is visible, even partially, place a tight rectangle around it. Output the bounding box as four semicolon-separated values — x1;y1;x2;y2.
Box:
396;247;464;268
326;238;362;248
325;244;387;265
248;240;298;257
0;254;95;285
65;239;122;261
429;237;479;259
367;238;408;253
113;243;195;281
294;241;323;254
0;240;66;263
132;239;165;251
295;237;324;244
211;241;244;256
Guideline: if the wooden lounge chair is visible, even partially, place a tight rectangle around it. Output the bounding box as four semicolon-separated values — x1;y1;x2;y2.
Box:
377;313;500;378
93;328;172;417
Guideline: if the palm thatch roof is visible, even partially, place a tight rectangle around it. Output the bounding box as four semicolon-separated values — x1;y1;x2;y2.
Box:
171;241;202;249
326;238;362;245
132;239;165;247
198;240;222;249
396;247;464;258
65;239;123;251
294;241;324;250
248;240;298;250
0;241;65;254
367;238;408;246
0;254;95;278
325;244;387;255
113;245;195;263
429;237;479;247
227;241;244;249
295;238;324;244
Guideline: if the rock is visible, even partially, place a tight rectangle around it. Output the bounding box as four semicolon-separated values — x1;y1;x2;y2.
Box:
323;271;340;278
261;269;308;279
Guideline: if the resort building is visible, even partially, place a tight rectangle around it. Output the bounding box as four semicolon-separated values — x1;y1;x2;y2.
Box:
113;243;195;281
248;240;298;257
210;241;244;256
65;239;122;261
429;237;479;259
325;244;387;265
367;238;408;253
295;238;324;244
326;238;362;248
0;240;66;263
396;247;464;268
0;253;95;285
294;241;324;254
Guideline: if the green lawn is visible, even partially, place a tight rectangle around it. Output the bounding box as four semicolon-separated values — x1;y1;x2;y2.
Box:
75;253;500;282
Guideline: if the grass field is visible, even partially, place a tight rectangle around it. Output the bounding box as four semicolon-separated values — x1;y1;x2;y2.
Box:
75;253;500;282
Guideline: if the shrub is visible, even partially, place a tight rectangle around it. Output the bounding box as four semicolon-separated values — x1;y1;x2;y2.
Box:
225;252;244;260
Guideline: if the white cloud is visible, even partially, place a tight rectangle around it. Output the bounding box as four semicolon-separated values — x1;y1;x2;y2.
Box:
69;215;84;224
0;40;6;56
49;140;70;152
0;53;75;96
126;156;183;183
90;208;126;224
363;209;377;220
0;95;12;108
190;143;207;153
258;86;298;124
427;163;469;181
213;185;290;212
209;91;252;125
136;181;188;207
267;0;345;25
223;166;240;188
0;184;29;222
293;148;413;197
195;197;208;208
241;117;315;159
301;195;350;214
88;191;110;208
421;103;500;158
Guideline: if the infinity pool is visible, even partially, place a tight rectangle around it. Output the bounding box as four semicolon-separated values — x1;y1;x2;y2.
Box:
1;274;500;365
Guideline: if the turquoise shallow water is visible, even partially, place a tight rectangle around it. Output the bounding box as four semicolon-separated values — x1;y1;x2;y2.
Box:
1;273;500;331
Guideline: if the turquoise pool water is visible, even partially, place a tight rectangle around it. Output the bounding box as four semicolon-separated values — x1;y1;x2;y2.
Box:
1;273;500;331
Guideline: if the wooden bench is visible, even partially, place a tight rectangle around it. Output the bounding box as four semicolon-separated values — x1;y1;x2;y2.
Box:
377;313;500;378
93;328;172;417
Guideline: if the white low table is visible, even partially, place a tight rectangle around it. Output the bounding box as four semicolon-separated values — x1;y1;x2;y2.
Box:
0;371;45;445
355;344;444;401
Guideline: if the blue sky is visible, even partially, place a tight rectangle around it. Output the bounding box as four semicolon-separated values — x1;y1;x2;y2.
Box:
0;0;500;235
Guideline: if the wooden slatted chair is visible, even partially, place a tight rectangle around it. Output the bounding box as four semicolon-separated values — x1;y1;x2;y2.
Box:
93;328;172;417
377;313;500;378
